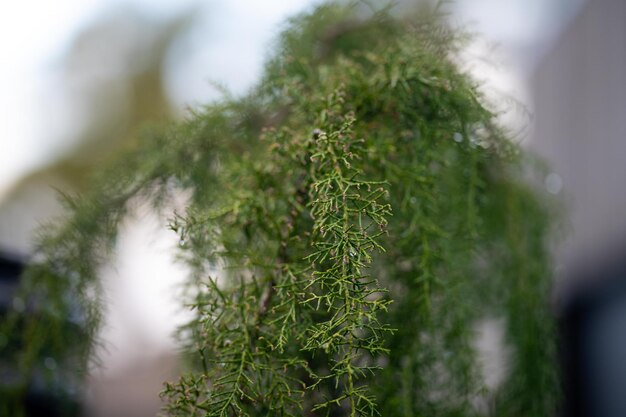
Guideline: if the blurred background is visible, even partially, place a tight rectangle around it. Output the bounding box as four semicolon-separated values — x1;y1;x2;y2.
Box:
0;0;622;415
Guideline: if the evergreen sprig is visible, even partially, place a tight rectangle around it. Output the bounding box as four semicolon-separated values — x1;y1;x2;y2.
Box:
303;90;393;416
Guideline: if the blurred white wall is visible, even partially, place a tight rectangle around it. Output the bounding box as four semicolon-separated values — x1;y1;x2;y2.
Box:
529;0;626;273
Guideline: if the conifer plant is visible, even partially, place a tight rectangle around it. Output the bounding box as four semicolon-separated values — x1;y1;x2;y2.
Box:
3;2;559;416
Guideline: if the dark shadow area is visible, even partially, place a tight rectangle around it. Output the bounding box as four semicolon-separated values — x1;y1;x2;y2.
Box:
0;253;81;417
560;241;626;417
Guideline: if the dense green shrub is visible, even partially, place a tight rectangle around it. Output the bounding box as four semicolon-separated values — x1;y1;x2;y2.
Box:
2;2;559;416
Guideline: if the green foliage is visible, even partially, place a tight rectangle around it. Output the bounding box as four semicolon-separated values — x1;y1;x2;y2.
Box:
1;2;559;416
